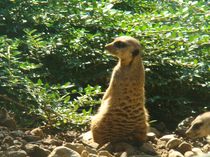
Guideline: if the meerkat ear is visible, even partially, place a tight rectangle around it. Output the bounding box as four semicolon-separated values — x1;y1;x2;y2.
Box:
132;49;139;57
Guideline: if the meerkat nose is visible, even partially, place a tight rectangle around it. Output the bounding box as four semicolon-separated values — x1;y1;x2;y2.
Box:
105;44;109;49
105;44;112;51
185;129;192;137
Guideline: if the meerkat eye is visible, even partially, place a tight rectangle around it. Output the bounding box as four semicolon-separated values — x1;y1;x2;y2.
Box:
192;122;203;130
114;41;127;48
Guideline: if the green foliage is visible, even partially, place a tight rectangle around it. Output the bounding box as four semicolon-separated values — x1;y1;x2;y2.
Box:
0;0;209;129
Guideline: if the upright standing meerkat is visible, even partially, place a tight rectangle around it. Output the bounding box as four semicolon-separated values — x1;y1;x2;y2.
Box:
91;36;149;146
186;112;210;138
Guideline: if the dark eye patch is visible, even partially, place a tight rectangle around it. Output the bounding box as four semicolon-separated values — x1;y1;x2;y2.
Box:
192;122;203;130
114;41;127;48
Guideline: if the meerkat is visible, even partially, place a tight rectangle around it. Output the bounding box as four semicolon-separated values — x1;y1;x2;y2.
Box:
91;36;149;146
186;112;210;138
0;108;16;130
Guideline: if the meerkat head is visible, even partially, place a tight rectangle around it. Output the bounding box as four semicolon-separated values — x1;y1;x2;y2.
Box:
186;112;210;138
105;36;142;61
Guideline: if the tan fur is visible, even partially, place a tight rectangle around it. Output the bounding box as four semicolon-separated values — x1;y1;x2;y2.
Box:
186;112;210;138
91;36;149;146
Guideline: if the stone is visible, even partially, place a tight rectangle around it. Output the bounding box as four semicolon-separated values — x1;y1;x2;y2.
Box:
0;133;4;139
98;142;113;152
48;146;80;157
166;138;182;149
160;134;176;142
192;147;203;155
42;137;62;146
0;151;6;157
148;127;161;137
88;154;98;157
184;151;195;157
7;150;27;157
13;140;23;146
23;135;41;142
202;144;210;153
156;139;167;149
7;145;21;151
147;132;157;142
168;149;184;157
25;143;50;157
194;153;210;157
10;130;24;137
98;150;114;157
129;155;160;157
85;146;97;155
139;142;157;155
64;142;86;154
81;150;89;157
82;131;92;141
2;136;14;145
1;143;9;150
177;142;192;154
119;152;128;157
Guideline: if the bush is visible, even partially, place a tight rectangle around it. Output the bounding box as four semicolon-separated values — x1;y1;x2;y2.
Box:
0;0;209;129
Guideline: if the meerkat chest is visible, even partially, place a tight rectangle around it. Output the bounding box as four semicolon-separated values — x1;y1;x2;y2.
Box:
112;79;142;97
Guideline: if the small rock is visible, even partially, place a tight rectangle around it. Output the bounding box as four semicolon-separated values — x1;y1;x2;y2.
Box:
148;127;161;137
119;152;128;157
98;150;114;157
139;142;157;155
131;155;159;157
166;138;182;149
10;130;25;137
81;150;89;157
7;145;21;151
25;143;50;157
13;140;23;146
147;132;156;142
82;131;92;141
202;144;210;153
98;142;113;152
88;154;97;157
0;151;6;157
194;153;210;157
85;146;97;155
184;151;195;157
160;134;176;142
168;149;184;157
1;143;10;150
48;146;80;157
2;136;14;145
42;137;62;146
23;135;41;142
156;139;167;149
192;147;203;155
0;133;4;139
177;142;192;154
7;150;27;157
30;127;44;138
64;143;86;154
0;126;9;131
